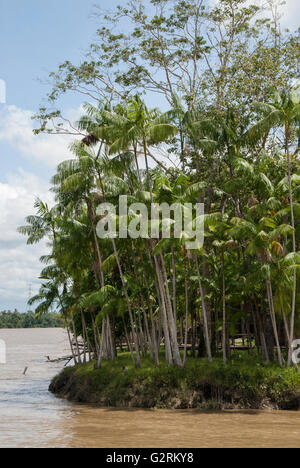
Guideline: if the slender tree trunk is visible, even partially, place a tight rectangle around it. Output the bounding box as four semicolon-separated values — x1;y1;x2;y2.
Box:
143;140;179;366
80;310;90;362
256;302;270;363
139;250;159;364
142;146;175;366
195;256;212;362
282;308;290;348
159;254;182;367
107;317;116;361
111;237;141;365
66;320;77;365
250;303;259;351
87;198;108;367
202;258;212;346
134;144;143;191
143;138;153;201
91;312;100;357
155;270;173;365
142;307;153;357
286;132;297;366
260;327;270;363
131;244;154;360
123;318;136;364
171;247;177;324
180;318;184;345
71;312;82;365
183;257;189;367
97;320;105;368
221;250;227;364
266;279;283;367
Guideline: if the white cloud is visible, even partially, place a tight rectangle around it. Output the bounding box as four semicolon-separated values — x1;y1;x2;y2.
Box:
0;104;82;169
0;169;52;310
0;103;84;311
0;169;52;242
0;80;6;104
281;0;300;29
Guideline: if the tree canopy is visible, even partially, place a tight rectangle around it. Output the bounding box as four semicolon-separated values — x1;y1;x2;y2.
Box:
0;310;63;329
20;0;300;369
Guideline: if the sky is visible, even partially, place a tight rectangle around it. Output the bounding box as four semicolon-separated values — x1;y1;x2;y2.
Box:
0;0;299;312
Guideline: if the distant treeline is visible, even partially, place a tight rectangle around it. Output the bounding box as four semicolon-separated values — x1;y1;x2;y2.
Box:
0;310;63;329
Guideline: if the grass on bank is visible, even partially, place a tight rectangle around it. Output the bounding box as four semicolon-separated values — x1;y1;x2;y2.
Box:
50;351;300;410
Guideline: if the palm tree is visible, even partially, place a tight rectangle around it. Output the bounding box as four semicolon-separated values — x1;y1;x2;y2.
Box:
20;76;300;376
18;198;59;244
28;264;80;365
248;87;300;364
52;140;128;366
100;95;178;198
229;214;295;366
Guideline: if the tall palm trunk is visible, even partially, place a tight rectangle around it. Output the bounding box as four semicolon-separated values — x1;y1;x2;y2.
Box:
195;256;212;362
260;327;270;364
107;317;116;360
122;317;136;364
87;197;109;366
154;266;173;365
171;247;177;323
91;312;100;357
286;129;297;366
71;312;82;365
183;257;189;367
256;305;270;363
143;137;153;201
144;230;174;364
134;144;143;191
140;249;160;365
87;197;105;288
266;279;283;367
65;319;77;365
139;251;160;364
142;307;153;357
97;320;106;368
111;237;141;366
221;250;227;364
131;244;155;360
142;140;178;366
282;308;291;349
159;254;182;367
81;310;91;362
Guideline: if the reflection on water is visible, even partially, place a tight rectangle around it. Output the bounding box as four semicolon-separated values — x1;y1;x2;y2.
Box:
0;328;300;448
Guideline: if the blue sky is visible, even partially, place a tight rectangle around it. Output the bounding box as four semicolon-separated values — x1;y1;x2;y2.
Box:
0;0;119;311
0;0;299;312
0;0;115;176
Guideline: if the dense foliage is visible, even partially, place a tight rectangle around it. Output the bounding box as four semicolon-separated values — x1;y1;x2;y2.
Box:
0;311;63;329
51;353;300;410
20;0;300;369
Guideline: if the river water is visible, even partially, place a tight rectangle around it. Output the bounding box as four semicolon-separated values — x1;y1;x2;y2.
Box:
0;328;300;448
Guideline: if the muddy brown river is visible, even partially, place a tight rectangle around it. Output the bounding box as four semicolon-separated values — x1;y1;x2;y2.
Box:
0;328;300;448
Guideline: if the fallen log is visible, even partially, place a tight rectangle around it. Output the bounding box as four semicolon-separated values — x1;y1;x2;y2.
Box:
45;354;79;363
45;350;90;364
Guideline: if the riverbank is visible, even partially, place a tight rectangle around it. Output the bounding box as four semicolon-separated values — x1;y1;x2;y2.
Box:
49;353;300;411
